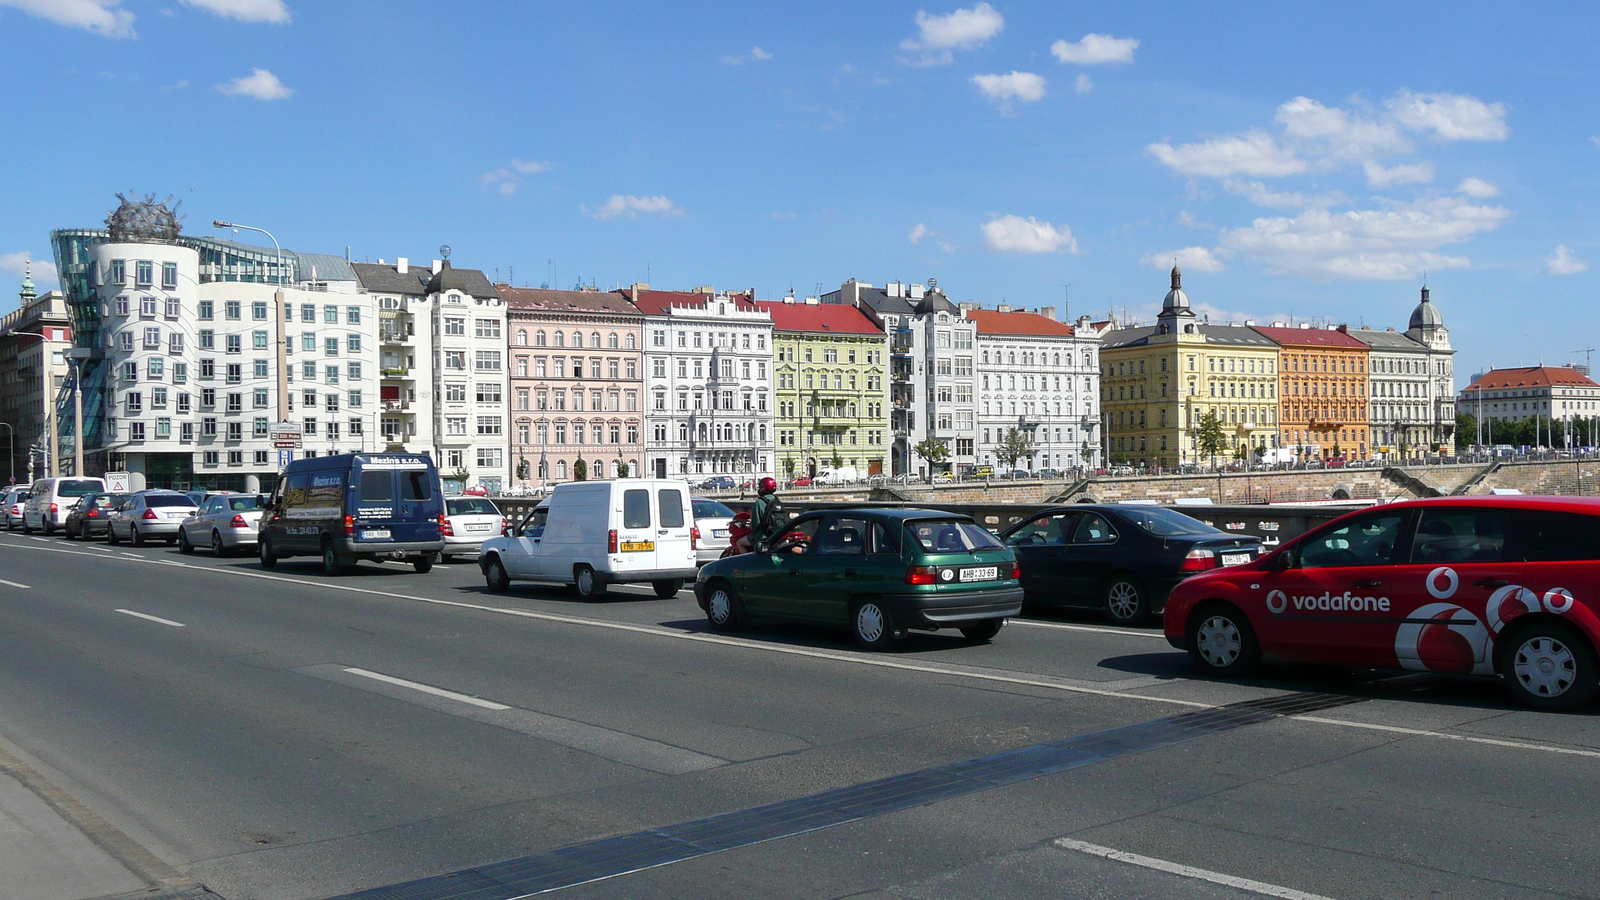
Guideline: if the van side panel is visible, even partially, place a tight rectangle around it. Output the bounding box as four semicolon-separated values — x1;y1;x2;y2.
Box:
543;484;611;579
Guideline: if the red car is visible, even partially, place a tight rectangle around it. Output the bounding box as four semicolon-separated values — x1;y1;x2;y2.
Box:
1164;496;1600;710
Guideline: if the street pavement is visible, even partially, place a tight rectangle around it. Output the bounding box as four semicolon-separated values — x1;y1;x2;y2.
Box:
0;529;1595;900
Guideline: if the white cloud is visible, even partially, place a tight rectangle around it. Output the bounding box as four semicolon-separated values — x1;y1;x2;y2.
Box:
721;46;773;65
0;0;134;38
1140;247;1224;273
480;159;551;195
981;215;1076;254
1591;136;1600;150
510;159;549;174
1386;89;1509;141
1074;73;1092;94
1219;196;1510;280
908;223;930;244
179;0;289;23
1363;160;1434;187
1222;179;1347;210
751;46;772;60
1547;244;1589;275
971;71;1046;110
216;67;292;100
1456;176;1499;198
1148;131;1306;178
1275;95;1410;162
0;252;57;285
587;194;683;221
1049;33;1138;65
899;2;1002;65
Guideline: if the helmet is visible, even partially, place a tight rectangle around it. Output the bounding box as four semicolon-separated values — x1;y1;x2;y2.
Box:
758;477;777;495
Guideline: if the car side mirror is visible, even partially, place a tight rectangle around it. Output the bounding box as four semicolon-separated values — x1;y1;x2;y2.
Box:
1263;551;1292;571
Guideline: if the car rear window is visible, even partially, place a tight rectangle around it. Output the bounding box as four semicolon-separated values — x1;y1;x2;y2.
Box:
227;496;263;511
623;489;651;528
93;494;119;508
658;489;686;528
447;498;499;515
1518;510;1600;561
1118;506;1217;536
59;479;101;497
146;495;196;508
401;471;433;501
905;520;1003;552
359;471;393;501
692;499;733;519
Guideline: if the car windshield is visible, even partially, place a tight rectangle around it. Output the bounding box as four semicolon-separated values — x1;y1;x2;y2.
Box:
145;495;196;508
92;494;120;508
447;498;499;515
905;520;1004;553
59;479;101;497
227;496;264;511
1117;506;1218;537
692;499;734;519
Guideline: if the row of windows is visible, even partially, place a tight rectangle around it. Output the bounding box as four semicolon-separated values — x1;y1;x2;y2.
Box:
982;349;1094;368
776;429;885;447
653;329;769;352
984;374;1094;392
775;346;883;364
982;400;1083;418
654;421;770;444
774;400;887;420
516;420;641;446
652;390;770;412
776;371;876;391
647;356;768;381
513;357;638;379
442;350;502;371
516;328;633;349
106;260;179;290
124;416;366;443
518;389;640;412
125;388;363;415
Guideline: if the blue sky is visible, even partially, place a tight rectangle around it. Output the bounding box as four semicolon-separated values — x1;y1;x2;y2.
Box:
2;1;1597;379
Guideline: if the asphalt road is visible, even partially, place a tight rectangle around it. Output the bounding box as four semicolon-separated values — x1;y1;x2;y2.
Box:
0;529;1596;900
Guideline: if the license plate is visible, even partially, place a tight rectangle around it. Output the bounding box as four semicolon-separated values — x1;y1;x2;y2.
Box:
713;529;728;538
363;529;391;540
466;523;492;531
619;540;654;552
1221;553;1252;566
959;566;998;582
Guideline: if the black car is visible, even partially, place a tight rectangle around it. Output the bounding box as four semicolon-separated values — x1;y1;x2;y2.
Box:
63;491;127;540
1000;504;1262;625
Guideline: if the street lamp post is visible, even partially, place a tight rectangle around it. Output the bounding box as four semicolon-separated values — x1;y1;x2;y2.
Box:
213;221;290;426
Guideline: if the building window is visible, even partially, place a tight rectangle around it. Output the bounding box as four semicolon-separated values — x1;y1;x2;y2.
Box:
226;364;242;384
114;296;130;316
164;297;181;318
446;417;467;436
254;388;268;408
477;383;502;404
225;334;242;355
348;390;362;408
445;351;466;370
181;422;194;441
476;447;503;468
253;301;268;320
143;327;161;349
225;300;241;320
109;259;126;285
202;417;218;437
475;350;502;371
477;416;503;435
227;393;242;413
475;319;501;339
444;317;466;336
135;260;153;287
254;359;269;378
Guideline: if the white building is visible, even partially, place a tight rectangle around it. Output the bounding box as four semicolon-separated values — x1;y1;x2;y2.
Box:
352;258;509;491
966;305;1102;472
1346;287;1456;456
823;279;976;477
619;285;775;481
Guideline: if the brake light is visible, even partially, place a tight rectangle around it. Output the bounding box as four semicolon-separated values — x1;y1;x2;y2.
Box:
501;517;510;536
1180;548;1219;572
691;525;700;550
608;529;618;554
87;509;100;518
1011;565;1021;580
141;508;158;520
50;502;58;515
230;515;248;528
440;517;455;537
344;514;355;536
906;565;938;585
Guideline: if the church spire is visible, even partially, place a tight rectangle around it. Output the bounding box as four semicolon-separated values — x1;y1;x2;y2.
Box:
18;255;35;304
1170;262;1182;291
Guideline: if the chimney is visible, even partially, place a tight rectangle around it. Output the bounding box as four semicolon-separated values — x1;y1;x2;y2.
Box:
1271;321;1285;327
958;301;980;312
908;283;925;300
885;281;903;298
1244;318;1256;326
1337;324;1349;334
432;259;443;275
1300;323;1312;329
1077;314;1091;329
996;303;1012;313
1040;306;1056;320
805;296;819;305
397;257;408;274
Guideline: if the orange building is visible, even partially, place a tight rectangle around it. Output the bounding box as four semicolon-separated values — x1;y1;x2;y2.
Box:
1251;326;1372;460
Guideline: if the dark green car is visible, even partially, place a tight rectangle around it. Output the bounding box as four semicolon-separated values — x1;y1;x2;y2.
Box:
693;508;1023;649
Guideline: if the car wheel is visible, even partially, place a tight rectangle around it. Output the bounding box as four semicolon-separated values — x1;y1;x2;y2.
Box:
107;523;119;544
1103;576;1150;626
1187;604;1260;676
852;599;901;651
211;531;226;557
959;618;1006;643
483;556;511;592
321;541;344;576
704;582;747;632
42;520;53;536
258;537;277;568
413;553;435;574
652;579;683;598
573;565;604;601
21;516;31;534
131;525;145;547
65;522;77;540
1500;621;1599;711
178;530;194;554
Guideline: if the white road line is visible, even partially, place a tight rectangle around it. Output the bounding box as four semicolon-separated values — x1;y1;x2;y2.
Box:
114;609;185;628
1295;715;1600;759
1054;838;1339;900
0;577;30;589
341;667;510;710
1010;619;1163;638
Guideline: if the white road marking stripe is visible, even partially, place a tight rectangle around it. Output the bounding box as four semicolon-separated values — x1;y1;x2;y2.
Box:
1010;620;1163;638
341;667;510;710
1054;838;1340;900
114;609;185;628
0;577;30;589
1295;715;1600;759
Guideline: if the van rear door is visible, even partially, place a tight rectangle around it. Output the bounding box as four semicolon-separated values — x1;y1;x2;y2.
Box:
653;484;694;573
394;467;439;544
352;467;398;543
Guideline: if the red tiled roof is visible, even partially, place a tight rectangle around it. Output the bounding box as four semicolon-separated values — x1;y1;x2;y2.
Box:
964;308;1075;336
1464;366;1600;391
1249;325;1370;349
497;286;641;315
756;301;882;335
614;287;759;316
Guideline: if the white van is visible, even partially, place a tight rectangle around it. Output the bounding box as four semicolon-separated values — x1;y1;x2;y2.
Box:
478;479;699;600
23;476;107;534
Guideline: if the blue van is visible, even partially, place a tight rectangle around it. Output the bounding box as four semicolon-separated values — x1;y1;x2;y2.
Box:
259;452;445;575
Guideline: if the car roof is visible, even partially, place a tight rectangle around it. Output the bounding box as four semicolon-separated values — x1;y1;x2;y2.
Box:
797;507;975;523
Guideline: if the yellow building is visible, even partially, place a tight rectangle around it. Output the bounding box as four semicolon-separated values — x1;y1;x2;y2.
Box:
1100;266;1281;467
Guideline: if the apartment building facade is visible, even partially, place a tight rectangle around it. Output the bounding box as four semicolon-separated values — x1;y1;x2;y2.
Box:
0;267;72;481
1252;325;1372;461
967;305;1102;472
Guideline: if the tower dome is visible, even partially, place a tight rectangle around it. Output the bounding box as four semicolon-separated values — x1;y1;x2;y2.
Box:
1162;263;1189;311
1408;285;1444;330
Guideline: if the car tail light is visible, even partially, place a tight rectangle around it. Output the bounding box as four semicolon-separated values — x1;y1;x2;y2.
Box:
1011;564;1021;580
87;509;100;518
50;502;58;515
230;515;248;528
906;565;938;585
1180;548;1219;572
344;514;355;536
440;517;455;537
141;508;157;520
608;529;618;554
691;525;700;549
501;517;510;536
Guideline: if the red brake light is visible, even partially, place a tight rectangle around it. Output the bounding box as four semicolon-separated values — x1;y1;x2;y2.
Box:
344;514;355;536
440;517;455;537
1180;548;1219;572
691;525;700;549
87;509;99;518
1011;565;1021;580
608;529;618;554
141;508;157;520
501;517;510;536
230;514;248;528
906;565;937;585
50;502;58;515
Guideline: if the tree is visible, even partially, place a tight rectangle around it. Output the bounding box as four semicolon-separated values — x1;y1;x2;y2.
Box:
516;457;531;481
1193;412;1227;468
1455;411;1477;452
616;460;629;478
573;459;587;481
783;455;796;478
912;438;949;481
450;466;470;487
995;427;1035;471
830;449;844;469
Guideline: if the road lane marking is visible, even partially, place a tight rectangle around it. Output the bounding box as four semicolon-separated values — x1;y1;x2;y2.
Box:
1054;838;1339;899
1296;715;1600;759
0;577;30;589
114;609;185;628
1010;620;1164;638
341;666;510;710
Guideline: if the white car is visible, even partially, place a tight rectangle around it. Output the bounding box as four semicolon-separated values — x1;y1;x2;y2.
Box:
178;493;266;556
441;496;507;561
2;488;30;530
107;491;199;546
691;497;735;565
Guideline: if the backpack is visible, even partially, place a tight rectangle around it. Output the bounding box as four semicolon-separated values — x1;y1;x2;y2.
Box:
758;495;786;536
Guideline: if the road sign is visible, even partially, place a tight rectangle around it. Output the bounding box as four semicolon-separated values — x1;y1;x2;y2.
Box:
105;471;130;492
277;450;293;470
269;421;302;450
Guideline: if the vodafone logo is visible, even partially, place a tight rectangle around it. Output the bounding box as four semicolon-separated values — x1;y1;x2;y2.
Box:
1426;566;1459;599
1266;590;1288;614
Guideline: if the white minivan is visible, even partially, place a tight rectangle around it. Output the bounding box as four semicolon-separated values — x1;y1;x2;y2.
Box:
479;479;699;600
23;476;106;535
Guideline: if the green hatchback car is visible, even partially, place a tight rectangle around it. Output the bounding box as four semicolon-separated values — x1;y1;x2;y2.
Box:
693;508;1024;649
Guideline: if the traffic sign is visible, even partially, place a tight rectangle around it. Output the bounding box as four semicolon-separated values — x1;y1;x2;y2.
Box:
277;449;294;470
269;421;302;450
105;471;130;492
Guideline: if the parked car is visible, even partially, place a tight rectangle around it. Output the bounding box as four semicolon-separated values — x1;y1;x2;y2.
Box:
178;493;267;556
691;497;736;565
23;477;106;535
2;487;30;530
440;496;507;561
63;491;126;540
1164;496;1600;710
461;484;490;497
259;452;445;574
694;508;1023;649
106;491;199;546
480;478;700;599
699;475;736;491
1000;505;1262;626
791;476;814;487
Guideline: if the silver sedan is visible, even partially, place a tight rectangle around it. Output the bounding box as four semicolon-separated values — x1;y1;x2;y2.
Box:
106;491;199;546
178;493;266;556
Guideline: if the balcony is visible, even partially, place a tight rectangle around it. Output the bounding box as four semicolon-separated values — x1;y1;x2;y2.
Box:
382;399;411;412
380;328;411;345
380;365;411;378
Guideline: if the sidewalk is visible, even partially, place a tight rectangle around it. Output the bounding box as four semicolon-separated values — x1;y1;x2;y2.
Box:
0;766;144;900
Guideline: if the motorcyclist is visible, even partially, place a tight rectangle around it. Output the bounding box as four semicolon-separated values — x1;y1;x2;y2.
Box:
742;476;782;553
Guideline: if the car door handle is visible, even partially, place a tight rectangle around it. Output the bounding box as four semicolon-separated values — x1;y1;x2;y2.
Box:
1351;579;1381;588
1475;579;1509;588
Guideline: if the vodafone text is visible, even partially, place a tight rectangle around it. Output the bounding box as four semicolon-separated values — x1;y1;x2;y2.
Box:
1266;589;1390;614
